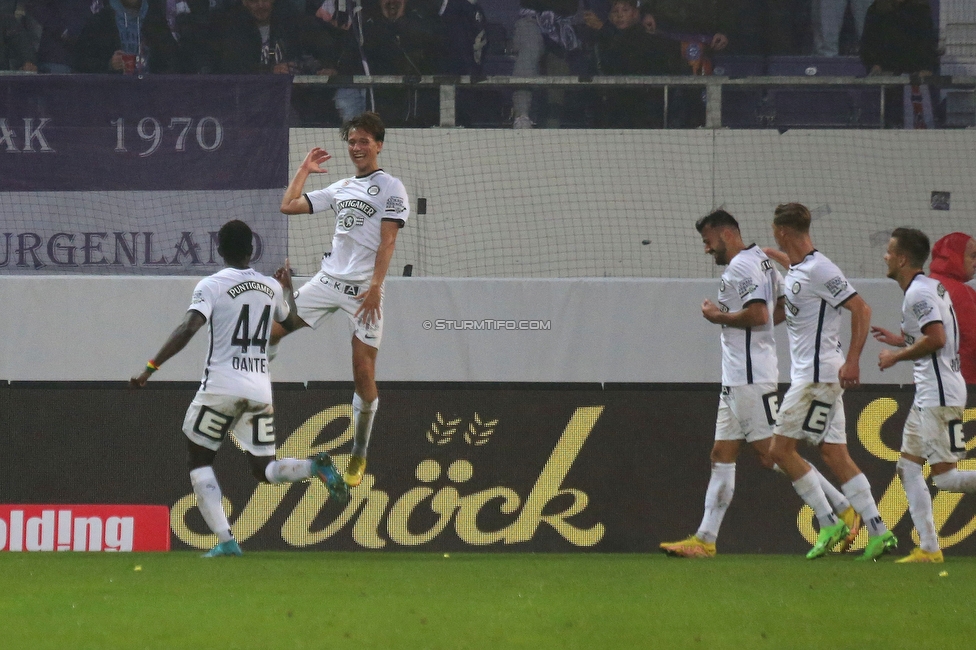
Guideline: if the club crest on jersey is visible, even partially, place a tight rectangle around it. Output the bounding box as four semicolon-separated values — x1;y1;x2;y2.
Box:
791;282;800;294
227;281;274;299
911;300;933;321
336;199;377;217
368;185;380;196
824;276;848;297
904;333;916;345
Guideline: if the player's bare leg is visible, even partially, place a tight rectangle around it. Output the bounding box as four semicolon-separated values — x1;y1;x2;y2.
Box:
346;337;379;487
820;442;895;560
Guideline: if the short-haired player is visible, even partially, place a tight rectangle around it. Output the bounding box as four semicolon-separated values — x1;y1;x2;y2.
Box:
272;112;410;491
768;203;897;560
130;220;349;558
872;227;973;563
661;210;857;558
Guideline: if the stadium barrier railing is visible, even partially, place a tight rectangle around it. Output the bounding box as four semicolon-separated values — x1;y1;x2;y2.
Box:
292;74;976;129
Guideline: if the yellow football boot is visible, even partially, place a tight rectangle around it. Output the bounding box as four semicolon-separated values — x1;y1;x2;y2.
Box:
344;455;367;488
659;535;716;558
895;547;944;563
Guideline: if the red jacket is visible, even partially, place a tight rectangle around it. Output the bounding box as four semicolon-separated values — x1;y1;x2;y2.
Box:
929;232;976;384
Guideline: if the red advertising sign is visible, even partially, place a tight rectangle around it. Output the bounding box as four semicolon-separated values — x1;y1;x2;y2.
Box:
0;505;170;552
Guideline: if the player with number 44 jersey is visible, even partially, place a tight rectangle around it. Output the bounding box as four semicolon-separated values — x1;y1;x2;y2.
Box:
874;228;972;563
130;220;349;558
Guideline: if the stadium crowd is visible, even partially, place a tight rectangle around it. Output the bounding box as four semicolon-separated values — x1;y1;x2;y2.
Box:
0;0;943;127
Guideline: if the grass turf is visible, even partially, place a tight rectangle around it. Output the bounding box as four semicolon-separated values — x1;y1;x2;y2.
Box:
2;552;974;649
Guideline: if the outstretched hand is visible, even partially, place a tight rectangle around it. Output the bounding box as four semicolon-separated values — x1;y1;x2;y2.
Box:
870;325;904;347
275;257;294;292
302;147;332;174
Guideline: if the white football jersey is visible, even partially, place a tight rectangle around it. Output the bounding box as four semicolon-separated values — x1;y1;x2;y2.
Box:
717;245;784;386
782;251;858;383
304;169;410;282
188;267;290;404
901;274;966;408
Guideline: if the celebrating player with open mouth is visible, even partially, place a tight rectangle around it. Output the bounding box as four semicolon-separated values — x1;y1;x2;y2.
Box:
273;112;410;491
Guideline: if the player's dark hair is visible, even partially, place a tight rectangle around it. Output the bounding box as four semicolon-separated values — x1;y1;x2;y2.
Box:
773;203;811;233
341;111;385;143
695;209;739;234
891;227;930;268
217;219;253;263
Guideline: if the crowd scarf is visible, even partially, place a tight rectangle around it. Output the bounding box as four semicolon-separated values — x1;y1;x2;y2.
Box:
519;8;580;52
110;0;148;62
661;31;712;75
903;83;934;129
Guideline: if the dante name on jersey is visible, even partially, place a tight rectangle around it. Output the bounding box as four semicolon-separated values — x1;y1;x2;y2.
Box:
190;268;290;405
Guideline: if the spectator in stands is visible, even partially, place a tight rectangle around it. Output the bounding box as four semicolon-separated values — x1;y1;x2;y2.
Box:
1;8;37;71
929;232;976;385
815;0;872;56
860;0;937;76
25;1;97;73
212;0;328;74
584;0;683;127
73;0;181;73
335;0;446;126
511;0;582;128
647;0;733;72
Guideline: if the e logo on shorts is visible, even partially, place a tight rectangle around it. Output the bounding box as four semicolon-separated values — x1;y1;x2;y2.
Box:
802;400;832;434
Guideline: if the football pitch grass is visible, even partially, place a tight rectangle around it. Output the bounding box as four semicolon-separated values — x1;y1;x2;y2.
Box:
3;552;975;649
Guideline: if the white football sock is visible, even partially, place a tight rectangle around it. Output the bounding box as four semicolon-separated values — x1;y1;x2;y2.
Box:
264;458;313;484
792;468;837;528
352;393;378;458
696;462;735;544
190;466;233;543
932;468;976;492
810;465;851;513
842;473;887;537
897;458;939;553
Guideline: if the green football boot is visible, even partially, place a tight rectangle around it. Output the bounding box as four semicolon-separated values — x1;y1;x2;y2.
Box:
806;520;850;560
857;531;898;562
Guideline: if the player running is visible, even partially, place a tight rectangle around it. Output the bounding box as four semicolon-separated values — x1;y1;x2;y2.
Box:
873;228;974;563
660;210;858;558
767;203;896;560
272;112;410;491
131;220;349;558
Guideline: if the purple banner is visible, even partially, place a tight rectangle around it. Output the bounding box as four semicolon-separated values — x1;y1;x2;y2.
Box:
0;75;290;191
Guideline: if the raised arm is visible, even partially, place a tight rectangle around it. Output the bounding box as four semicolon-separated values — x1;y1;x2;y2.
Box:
280;147;332;215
